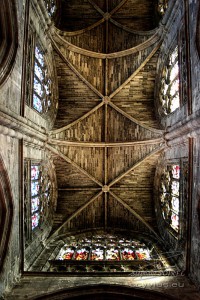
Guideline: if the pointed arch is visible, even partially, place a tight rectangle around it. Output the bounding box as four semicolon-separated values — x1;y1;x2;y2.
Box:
0;0;18;85
0;154;14;271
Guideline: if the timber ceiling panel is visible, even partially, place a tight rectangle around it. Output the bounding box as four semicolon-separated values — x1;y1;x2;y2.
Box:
48;0;164;241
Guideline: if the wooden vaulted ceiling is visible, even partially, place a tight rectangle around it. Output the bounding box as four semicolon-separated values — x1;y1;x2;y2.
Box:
48;0;165;241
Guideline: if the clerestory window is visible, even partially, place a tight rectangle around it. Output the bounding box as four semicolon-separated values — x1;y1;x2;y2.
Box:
24;160;52;238
44;0;57;18
159;47;180;115
160;164;180;232
25;27;53;116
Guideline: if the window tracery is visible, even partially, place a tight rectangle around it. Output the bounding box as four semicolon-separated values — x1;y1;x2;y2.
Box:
49;234;168;273
159;47;180;115
24;160;52;239
160;164;180;232
25;27;53;115
44;0;57;18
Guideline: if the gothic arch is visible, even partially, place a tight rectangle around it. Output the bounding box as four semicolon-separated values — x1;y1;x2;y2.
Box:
0;154;14;271
196;3;200;57
33;284;177;300
0;0;18;86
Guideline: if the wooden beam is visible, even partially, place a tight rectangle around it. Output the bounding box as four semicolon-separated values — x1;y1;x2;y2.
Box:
52;27;161;59
108;144;165;187
50;102;104;135
109;191;162;242
104;192;108;230
48;138;164;147
58;187;101;191
110;18;157;36
109;102;164;135
87;0;104;16
46;144;103;187
52;37;104;98
109;43;161;99
48;191;103;240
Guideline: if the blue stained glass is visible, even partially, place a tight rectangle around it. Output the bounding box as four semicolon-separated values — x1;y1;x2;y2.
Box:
34;62;44;81
31;165;40;180
35;46;44;66
31;197;39;213
33;94;43;112
32;212;39;229
34;77;43;97
31;181;40;196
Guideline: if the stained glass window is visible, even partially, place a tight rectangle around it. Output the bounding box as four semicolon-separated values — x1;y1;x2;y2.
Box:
159;47;180;115
44;0;57;17
160;164;180;231
56;235;153;262
30;163;51;230
32;44;52;114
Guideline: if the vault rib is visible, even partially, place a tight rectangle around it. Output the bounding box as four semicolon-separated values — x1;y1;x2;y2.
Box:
109;191;162;242
46;145;103;187
50;102;104;135
109;102;164;134
52;27;161;59
48;191;103;240
48;138;164;147
52;38;104;98
109;43;161;99
110;18;158;36
108;144;165;188
109;0;129;16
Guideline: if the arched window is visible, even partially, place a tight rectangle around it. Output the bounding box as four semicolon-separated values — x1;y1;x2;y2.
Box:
0;155;13;271
24;160;52;239
33;44;52;114
159;47;180;115
49;234;168;273
25;28;53;116
160;164;180;232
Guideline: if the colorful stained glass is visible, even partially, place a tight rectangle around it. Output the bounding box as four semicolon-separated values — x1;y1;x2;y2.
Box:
60;248;74;260
91;248;104;261
31;165;40;180
135;248;150;260
106;248;119;261
172;165;180;179
31;181;40;196
33;94;43;112
31;197;39;213
121;248;136;260
75;248;89;260
171;212;179;230
32;212;39;229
